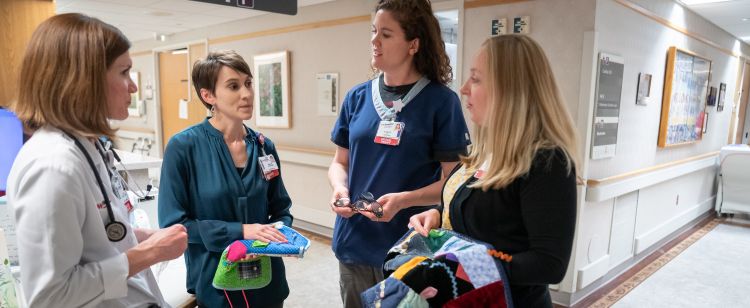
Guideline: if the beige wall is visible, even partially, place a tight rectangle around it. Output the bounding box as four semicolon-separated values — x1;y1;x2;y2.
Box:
126;0;377;229
123;0;601;230
0;0;55;107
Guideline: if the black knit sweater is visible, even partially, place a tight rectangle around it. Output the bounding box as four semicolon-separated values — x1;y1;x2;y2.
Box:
441;148;577;308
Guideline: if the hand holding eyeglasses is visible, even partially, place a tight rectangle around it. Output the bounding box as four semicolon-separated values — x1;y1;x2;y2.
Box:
330;186;356;218
361;192;408;223
333;192;384;220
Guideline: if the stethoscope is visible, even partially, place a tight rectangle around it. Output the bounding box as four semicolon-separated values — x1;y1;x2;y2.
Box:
64;131;127;242
98;137;153;201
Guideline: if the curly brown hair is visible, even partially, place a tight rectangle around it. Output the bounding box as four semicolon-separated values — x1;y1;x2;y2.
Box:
375;0;452;85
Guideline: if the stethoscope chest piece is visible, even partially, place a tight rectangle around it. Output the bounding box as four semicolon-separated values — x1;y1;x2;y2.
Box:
106;221;127;242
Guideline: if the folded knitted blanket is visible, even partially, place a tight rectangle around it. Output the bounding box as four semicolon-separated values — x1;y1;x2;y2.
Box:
213;225;310;291
226;225;311;261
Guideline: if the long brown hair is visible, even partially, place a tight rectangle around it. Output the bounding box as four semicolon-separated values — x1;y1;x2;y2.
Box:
375;0;452;85
465;35;579;190
12;13;130;138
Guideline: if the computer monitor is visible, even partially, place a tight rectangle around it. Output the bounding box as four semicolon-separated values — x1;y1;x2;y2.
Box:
0;108;23;197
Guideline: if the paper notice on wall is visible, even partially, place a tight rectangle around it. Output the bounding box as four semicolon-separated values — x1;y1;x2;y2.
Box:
178;99;188;119
316;73;339;116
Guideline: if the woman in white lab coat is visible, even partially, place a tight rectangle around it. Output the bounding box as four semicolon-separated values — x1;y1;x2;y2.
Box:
7;13;187;308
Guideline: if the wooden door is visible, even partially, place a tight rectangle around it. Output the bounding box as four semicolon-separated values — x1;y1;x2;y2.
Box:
0;0;54;107
734;62;750;144
158;43;206;150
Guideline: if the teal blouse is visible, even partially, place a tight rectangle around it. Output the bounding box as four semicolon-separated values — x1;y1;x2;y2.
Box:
159;118;293;307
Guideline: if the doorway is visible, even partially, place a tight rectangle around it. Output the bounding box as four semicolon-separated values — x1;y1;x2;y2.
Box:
157;42;207;151
735;61;750;144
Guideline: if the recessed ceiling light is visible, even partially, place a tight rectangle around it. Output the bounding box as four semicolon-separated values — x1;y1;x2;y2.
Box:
147;11;173;17
679;0;731;4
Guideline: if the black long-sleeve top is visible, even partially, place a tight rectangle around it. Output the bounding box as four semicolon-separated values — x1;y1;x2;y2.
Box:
441;148;577;308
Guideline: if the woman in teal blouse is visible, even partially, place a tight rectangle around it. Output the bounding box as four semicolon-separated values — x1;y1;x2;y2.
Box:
159;50;293;308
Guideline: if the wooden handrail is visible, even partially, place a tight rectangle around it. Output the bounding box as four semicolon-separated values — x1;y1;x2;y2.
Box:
586;151;719;187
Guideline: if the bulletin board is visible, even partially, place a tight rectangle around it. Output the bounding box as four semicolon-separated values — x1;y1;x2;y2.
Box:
657;47;711;148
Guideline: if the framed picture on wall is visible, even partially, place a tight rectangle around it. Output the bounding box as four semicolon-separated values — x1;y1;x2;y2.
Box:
657;47;711;148
254;51;291;128
717;82;726;112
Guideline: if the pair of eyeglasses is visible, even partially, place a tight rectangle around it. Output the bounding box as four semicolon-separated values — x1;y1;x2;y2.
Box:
334;192;384;218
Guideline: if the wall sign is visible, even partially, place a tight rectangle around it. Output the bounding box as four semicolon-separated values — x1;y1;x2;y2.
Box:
189;0;297;15
591;52;624;160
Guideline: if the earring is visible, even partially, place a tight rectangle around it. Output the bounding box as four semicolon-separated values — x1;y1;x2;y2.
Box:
210;105;216;114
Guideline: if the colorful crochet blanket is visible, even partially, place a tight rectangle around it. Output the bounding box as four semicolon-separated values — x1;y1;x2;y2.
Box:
361;229;514;308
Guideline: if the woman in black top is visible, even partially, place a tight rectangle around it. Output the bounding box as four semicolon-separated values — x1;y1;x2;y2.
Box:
409;35;579;308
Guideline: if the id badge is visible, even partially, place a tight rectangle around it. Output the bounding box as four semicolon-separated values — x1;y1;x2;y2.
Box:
110;170;133;212
374;121;405;146
258;154;280;181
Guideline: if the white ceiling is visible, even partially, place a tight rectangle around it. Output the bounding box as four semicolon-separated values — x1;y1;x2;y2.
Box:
55;0;334;42
55;0;750;45
679;0;750;43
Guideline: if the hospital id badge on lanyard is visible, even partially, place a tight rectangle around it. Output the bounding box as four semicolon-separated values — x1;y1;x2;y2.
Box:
257;133;279;181
374;120;405;146
98;141;133;212
370;74;430;147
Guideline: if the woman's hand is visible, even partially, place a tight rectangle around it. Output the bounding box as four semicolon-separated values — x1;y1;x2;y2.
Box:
133;228;157;243
243;223;288;243
408;209;440;237
360;192;407;223
330;185;356;218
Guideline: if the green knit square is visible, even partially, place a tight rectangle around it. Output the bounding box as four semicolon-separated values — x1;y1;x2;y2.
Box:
212;250;272;291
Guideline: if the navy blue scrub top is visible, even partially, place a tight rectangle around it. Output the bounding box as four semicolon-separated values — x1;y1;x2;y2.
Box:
331;79;470;267
159;118;293;307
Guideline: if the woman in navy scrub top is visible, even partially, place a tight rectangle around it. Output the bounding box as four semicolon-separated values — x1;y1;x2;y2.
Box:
159;50;292;308
328;1;470;307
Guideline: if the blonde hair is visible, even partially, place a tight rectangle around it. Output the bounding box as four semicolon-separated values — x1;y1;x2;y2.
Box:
464;35;579;190
12;13;131;138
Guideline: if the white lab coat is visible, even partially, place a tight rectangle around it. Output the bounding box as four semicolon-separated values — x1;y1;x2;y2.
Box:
7;126;169;308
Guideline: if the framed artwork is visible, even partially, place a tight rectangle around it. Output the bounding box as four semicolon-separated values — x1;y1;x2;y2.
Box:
707;86;717;106
657;47;711;148
128;71;144;117
254;51;291;128
636;73;651;105
717;82;726;112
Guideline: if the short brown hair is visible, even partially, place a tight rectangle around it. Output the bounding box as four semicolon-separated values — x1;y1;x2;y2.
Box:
12;13;130;138
192;50;252;110
375;0;452;85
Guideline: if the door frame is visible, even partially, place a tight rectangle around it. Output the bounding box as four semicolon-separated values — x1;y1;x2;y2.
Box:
732;59;750;144
151;39;208;157
432;0;465;94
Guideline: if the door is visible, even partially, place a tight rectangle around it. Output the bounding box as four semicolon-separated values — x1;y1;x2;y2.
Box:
735;62;750;144
158;43;207;150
